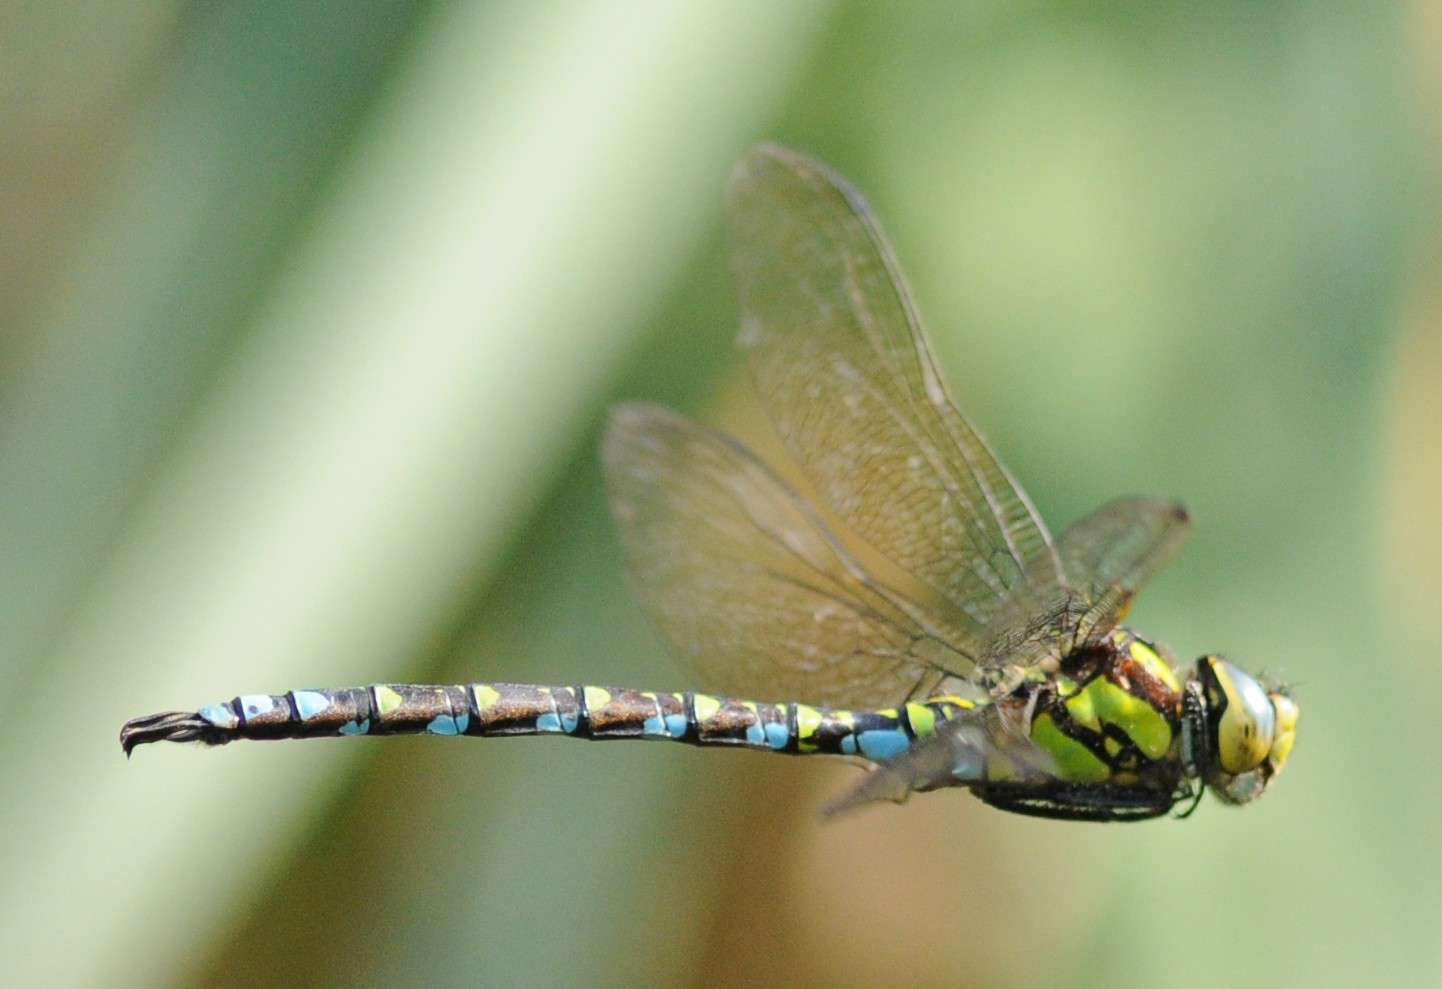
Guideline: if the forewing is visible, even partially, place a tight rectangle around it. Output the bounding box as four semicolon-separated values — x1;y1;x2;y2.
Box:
728;144;1068;646
603;403;972;709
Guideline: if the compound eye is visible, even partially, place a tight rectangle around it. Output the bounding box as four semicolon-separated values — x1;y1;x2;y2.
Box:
1204;658;1275;774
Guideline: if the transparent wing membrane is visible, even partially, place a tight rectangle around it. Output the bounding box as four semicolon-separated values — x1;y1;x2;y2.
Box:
728;144;1068;639
1058;496;1191;608
603;404;972;709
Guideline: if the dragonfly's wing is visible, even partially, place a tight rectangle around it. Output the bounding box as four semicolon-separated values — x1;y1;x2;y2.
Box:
1058;497;1191;604
728;144;1069;664
978;497;1192;670
823;702;1056;816
1057;496;1192;640
604;403;975;709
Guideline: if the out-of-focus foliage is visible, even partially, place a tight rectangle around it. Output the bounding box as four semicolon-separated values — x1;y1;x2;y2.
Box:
1;2;1435;987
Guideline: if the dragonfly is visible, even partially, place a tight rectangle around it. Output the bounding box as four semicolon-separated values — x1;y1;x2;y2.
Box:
122;144;1297;821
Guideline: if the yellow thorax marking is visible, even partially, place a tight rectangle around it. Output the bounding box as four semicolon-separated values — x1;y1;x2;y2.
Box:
1031;713;1110;783
1129;638;1181;692
1064;676;1172;760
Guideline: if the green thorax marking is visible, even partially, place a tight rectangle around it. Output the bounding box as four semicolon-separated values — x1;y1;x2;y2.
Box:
1029;631;1184;783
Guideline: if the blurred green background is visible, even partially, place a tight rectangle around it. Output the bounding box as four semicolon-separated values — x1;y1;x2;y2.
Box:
2;1;1438;986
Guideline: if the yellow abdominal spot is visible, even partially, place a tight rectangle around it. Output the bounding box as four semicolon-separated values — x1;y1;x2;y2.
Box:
374;686;404;715
692;694;720;722
906;703;936;738
471;685;500;709
583;686;613;711
795;704;822;751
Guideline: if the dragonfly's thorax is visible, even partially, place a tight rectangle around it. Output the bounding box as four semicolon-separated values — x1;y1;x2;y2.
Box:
945;630;1196;821
1015;630;1187;789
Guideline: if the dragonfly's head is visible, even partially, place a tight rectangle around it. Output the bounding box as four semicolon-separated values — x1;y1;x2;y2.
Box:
1182;656;1298;805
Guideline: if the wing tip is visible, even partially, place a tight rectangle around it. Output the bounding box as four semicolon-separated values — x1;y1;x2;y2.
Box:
602;402;670;465
732;140;800;175
606;400;665;428
728;142;831;206
728;144;777;208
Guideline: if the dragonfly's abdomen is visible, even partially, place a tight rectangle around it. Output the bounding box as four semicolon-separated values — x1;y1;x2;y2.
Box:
120;681;976;762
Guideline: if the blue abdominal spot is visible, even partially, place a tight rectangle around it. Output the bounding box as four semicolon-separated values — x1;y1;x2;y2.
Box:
857;730;910;761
